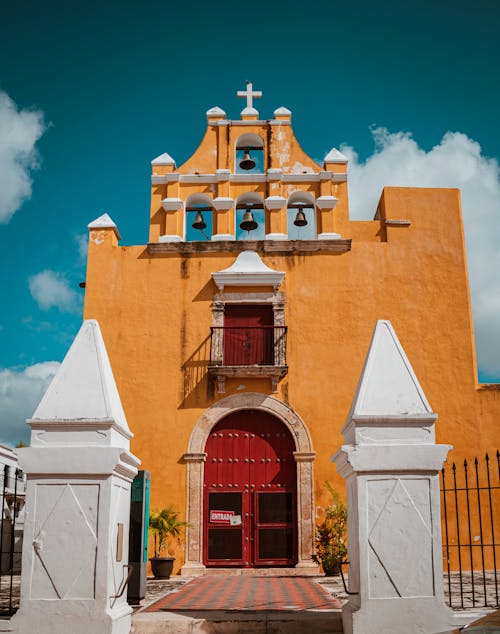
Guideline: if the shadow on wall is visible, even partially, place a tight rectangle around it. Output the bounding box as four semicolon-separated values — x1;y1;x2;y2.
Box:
180;335;212;408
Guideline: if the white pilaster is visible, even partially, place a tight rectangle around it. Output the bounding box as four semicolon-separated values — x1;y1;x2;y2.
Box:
333;320;472;634
12;320;140;634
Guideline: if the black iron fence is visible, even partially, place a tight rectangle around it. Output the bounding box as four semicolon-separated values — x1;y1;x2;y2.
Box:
210;326;287;366
0;464;24;616
441;451;500;608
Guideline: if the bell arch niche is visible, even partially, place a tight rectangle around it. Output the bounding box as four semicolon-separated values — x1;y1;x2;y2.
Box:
181;392;317;576
235;192;265;241
185;193;214;241
287;191;316;240
235;133;264;175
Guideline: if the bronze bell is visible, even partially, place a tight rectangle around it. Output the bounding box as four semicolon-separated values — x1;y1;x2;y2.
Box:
192;211;206;231
239;210;258;232
293;208;308;227
239;148;256;171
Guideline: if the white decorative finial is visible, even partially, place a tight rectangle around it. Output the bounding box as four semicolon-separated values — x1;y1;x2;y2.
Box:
237;80;262;109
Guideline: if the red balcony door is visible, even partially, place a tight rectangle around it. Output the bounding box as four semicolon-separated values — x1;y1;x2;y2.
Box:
203;410;297;567
223;305;274;365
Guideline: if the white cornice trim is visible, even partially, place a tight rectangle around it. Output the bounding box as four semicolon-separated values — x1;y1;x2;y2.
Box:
265;196;286;210
318;232;342;240
151;172;344;185
281;174;322;183
230;174;267;183
161;198;183;211
213;197;234;210
267;168;282;180
211;234;235;241
265;233;288;240
158;234;182;243
180;174;217;184
216;169;231;181
316;196;339;209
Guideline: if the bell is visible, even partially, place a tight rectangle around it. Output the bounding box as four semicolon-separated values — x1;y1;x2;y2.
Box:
239;210;258;232
239;148;256;171
192;211;206;231
293;208;308;227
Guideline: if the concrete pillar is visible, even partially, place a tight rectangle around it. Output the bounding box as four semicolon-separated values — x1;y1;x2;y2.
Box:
333;320;472;634
12;320;140;634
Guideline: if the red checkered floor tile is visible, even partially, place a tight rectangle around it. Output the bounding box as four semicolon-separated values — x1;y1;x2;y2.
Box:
144;576;342;612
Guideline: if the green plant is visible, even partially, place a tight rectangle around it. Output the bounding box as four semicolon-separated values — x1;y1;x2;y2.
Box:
149;506;190;558
312;481;347;575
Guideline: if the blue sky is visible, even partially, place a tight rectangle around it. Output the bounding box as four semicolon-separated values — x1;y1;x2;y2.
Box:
1;0;499;445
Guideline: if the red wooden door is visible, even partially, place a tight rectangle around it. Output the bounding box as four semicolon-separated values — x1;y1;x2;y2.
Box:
223;305;274;365
203;410;296;567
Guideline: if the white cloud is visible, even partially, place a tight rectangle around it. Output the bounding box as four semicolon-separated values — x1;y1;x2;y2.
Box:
0;90;46;223
74;232;88;262
341;128;500;379
0;361;60;446
29;270;82;313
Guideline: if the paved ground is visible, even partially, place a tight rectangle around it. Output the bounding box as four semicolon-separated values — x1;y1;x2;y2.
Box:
143;576;343;613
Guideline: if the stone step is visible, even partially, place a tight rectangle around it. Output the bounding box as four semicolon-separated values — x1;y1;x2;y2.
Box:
132;609;343;633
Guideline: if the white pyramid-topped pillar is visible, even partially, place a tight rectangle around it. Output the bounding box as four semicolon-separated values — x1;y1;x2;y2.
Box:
12;320;140;634
333;320;472;634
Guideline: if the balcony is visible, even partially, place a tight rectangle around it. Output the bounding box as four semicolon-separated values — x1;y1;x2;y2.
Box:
208;326;288;393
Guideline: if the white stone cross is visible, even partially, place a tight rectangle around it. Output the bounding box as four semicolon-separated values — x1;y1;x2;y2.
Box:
237;81;262;109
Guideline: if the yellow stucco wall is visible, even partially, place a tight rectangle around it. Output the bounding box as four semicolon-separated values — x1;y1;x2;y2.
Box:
84;114;500;572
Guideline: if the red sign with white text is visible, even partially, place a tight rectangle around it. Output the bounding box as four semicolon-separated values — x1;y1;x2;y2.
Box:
210;510;234;524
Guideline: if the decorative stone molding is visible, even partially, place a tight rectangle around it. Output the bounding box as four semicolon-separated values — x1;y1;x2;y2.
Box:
316;196;339;209
158;234;182;243
318;232;342;240
212;250;285;291
265;233;288;241
211;234;235;241
215;169;231;180
265;196;286;209
212;197;234;210
149;238;352;254
181;393;317;575
161;198;183;211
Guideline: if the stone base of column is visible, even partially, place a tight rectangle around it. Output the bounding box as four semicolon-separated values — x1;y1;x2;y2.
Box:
294;561;319;576
12;602;132;634
343;594;476;634
180;562;206;577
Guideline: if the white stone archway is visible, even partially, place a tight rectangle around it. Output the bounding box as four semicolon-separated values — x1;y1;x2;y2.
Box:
181;392;317;575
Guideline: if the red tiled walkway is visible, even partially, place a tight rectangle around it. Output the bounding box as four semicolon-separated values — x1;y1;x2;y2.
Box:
144;576;342;613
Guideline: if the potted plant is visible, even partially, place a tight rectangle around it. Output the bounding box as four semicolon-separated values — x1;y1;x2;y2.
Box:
149;505;189;579
312;481;347;576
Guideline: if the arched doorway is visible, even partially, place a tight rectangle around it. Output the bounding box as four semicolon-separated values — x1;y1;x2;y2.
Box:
203;410;296;567
181;393;317;576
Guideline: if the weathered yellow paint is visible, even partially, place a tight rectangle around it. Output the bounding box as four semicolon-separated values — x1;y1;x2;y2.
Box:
85;107;500;574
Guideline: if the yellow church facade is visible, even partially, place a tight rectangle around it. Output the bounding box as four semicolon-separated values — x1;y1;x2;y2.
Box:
83;84;500;575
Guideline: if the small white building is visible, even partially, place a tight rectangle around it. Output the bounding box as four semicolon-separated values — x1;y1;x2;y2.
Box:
0;444;26;574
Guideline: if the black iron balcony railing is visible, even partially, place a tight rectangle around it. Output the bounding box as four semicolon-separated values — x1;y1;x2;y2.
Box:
209;326;287;367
